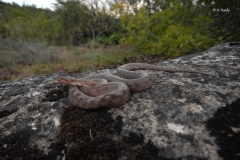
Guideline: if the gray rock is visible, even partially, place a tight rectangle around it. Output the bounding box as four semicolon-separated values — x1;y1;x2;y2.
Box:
0;42;240;160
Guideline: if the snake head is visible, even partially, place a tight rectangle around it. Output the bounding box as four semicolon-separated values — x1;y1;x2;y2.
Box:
56;76;87;87
56;76;74;84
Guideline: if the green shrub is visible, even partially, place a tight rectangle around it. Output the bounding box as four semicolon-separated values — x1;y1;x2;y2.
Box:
97;36;110;45
109;33;124;44
97;33;124;45
120;2;222;57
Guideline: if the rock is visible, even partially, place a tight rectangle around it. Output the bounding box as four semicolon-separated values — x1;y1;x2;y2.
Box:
0;42;240;160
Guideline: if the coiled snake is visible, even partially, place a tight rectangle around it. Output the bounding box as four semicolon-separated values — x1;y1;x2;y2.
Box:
57;63;215;109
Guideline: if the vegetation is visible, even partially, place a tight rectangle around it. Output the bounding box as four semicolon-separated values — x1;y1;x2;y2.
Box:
197;0;240;42
119;2;216;57
0;36;136;81
0;0;238;81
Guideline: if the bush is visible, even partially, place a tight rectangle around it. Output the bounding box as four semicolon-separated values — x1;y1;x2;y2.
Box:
120;2;222;57
97;33;124;45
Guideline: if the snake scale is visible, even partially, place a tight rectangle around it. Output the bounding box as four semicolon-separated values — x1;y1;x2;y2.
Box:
57;63;215;109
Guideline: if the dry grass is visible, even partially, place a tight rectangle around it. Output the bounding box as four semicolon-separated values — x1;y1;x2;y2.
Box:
0;38;137;82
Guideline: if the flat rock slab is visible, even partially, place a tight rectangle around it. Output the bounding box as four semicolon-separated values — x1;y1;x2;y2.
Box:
0;42;240;160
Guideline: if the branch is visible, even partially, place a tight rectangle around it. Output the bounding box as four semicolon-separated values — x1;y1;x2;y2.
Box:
89;25;108;70
144;27;160;41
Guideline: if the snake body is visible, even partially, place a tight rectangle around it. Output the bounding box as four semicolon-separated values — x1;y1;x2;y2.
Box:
57;63;215;109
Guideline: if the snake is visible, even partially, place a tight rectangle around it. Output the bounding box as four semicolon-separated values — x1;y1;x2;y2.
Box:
57;63;216;109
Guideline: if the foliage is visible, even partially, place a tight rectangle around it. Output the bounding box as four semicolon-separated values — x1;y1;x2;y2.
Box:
55;0;92;45
97;33;124;45
109;33;124;44
0;38;137;81
0;3;60;42
53;0;124;45
118;1;221;57
0;0;229;81
97;36;110;45
197;0;240;42
0;1;123;45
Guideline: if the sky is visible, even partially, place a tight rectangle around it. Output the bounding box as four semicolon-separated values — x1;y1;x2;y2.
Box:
1;0;56;9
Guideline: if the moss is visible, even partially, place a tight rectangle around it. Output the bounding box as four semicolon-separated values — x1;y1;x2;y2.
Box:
58;107;120;159
43;85;68;102
58;106;165;159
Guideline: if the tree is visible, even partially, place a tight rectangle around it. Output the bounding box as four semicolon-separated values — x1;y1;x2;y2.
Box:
117;0;219;57
54;0;91;45
54;0;123;45
197;0;240;42
0;3;60;43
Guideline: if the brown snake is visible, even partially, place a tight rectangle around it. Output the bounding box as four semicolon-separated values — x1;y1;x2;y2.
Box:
57;63;215;109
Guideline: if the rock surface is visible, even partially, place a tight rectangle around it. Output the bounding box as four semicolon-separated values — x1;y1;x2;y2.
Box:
0;42;240;160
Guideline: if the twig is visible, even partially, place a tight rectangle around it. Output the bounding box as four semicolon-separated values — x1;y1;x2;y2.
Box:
144;27;160;41
89;25;108;71
90;25;95;71
89;129;93;142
